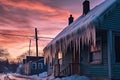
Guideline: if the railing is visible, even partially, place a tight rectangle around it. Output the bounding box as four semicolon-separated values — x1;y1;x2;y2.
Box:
54;64;60;77
60;64;71;77
69;63;80;75
54;63;80;77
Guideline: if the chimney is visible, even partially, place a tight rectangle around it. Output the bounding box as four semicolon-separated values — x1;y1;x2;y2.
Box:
68;14;74;25
83;0;90;15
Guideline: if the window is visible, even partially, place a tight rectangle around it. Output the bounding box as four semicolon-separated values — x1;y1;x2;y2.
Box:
58;51;62;65
115;36;120;63
38;63;43;69
32;63;36;69
89;38;102;64
41;63;43;69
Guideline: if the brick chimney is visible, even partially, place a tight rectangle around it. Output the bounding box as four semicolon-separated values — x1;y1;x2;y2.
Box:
68;14;74;25
83;0;90;15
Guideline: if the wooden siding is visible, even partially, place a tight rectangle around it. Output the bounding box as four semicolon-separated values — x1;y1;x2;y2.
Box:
112;64;120;79
112;32;120;79
100;4;120;31
80;40;108;78
97;3;120;79
80;31;120;79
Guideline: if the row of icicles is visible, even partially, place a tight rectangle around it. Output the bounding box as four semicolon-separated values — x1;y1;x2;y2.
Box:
44;24;96;64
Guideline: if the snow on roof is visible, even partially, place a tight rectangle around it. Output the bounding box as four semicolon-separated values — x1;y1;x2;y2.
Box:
44;0;117;63
45;0;116;48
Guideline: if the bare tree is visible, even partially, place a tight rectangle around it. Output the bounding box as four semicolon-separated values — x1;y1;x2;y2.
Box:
0;48;10;61
16;50;35;63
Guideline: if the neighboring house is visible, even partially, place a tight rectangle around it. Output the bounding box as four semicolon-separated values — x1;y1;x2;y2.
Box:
43;0;120;80
0;60;9;73
23;56;47;75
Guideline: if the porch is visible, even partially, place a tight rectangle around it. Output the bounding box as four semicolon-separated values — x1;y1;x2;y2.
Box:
54;63;80;77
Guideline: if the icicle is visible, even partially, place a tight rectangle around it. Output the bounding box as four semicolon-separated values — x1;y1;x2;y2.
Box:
75;38;78;54
78;37;81;55
64;39;67;52
92;25;96;47
62;40;65;57
44;49;50;64
44;23;96;64
52;45;56;59
49;53;52;64
81;34;84;49
73;39;76;62
63;38;66;56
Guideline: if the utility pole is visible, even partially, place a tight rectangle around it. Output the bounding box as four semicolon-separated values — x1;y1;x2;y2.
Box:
29;39;31;56
35;28;38;57
35;28;39;75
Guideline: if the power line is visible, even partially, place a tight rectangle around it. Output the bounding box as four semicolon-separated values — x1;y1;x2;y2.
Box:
38;36;54;39
0;33;54;39
0;33;31;37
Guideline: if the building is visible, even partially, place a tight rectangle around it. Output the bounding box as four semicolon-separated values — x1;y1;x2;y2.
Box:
43;0;120;80
23;56;47;75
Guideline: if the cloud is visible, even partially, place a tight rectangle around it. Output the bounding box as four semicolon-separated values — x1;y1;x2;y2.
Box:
0;0;55;13
0;0;69;15
0;0;70;30
0;0;104;58
0;29;33;45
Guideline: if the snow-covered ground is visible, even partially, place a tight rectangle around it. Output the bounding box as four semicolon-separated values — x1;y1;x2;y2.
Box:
0;74;7;80
0;72;90;80
29;72;90;80
54;75;90;80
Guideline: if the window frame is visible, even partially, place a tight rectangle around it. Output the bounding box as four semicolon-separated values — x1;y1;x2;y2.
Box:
114;35;120;63
32;62;37;69
58;51;63;65
89;37;102;64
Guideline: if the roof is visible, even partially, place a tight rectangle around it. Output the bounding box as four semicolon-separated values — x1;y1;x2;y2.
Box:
45;0;116;48
43;0;117;63
26;56;44;62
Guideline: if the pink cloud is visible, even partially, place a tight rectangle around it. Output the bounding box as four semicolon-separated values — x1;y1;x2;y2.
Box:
0;0;103;58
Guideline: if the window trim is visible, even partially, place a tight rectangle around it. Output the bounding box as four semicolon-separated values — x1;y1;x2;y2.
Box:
32;63;37;69
58;51;63;65
114;35;120;63
89;37;103;64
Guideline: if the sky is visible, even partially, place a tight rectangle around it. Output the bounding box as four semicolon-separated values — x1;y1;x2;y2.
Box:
0;0;104;59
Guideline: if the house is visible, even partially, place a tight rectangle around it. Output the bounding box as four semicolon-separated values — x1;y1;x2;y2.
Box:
43;0;120;80
23;56;47;75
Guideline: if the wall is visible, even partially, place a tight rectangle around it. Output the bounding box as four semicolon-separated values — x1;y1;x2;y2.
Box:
80;30;108;78
100;3;120;31
81;3;120;79
112;32;120;79
101;4;120;79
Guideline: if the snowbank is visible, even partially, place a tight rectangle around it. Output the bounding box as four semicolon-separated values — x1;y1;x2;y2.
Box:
39;72;47;78
0;74;6;80
28;72;54;80
29;72;90;80
0;73;90;80
54;75;90;80
38;75;90;80
30;72;90;80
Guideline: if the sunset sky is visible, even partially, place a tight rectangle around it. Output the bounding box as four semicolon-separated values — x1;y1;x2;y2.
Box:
0;0;104;59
